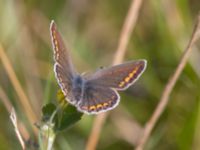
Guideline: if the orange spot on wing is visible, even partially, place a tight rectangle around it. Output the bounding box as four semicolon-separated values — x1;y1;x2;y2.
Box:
129;72;134;78
131;68;138;75
97;104;103;109
125;77;130;82
103;103;109;107
89;105;96;110
82;101;115;112
119;81;125;87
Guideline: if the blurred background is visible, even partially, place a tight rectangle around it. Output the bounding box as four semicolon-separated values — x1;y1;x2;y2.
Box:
0;0;200;149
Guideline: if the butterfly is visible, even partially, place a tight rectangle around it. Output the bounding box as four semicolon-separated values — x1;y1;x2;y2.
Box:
50;20;147;114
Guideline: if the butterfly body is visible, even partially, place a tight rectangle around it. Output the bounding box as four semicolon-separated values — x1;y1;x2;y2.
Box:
71;75;85;104
50;20;147;114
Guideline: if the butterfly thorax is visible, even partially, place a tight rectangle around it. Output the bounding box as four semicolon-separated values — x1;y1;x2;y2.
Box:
72;75;85;103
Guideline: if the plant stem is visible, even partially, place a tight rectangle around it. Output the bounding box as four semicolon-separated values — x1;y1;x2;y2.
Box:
39;122;56;150
39;110;57;150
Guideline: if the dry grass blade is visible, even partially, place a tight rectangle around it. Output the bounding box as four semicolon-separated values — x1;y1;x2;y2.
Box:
0;44;38;134
113;0;143;65
86;0;143;149
136;14;200;150
0;86;30;143
111;110;143;145
0;86;12;112
10;108;26;150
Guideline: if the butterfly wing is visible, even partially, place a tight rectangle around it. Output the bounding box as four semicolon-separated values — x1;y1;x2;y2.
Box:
50;21;76;104
78;84;119;114
77;60;146;114
86;60;147;90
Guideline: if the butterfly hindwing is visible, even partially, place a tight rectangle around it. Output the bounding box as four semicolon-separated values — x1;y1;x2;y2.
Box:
78;84;119;114
86;60;147;90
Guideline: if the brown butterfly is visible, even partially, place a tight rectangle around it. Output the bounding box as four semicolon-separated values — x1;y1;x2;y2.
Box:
50;20;147;114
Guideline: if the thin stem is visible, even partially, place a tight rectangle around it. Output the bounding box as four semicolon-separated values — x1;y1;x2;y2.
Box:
113;0;143;65
39;111;57;150
39;123;56;150
86;0;143;149
10;108;26;150
136;14;200;150
0;87;30;148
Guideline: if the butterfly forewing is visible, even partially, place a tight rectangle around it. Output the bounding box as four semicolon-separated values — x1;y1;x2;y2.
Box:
86;60;146;90
50;21;75;72
50;21;76;103
54;64;75;104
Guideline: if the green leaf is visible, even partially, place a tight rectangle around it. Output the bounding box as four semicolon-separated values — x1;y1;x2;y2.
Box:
55;104;83;131
42;103;56;122
41;90;83;132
